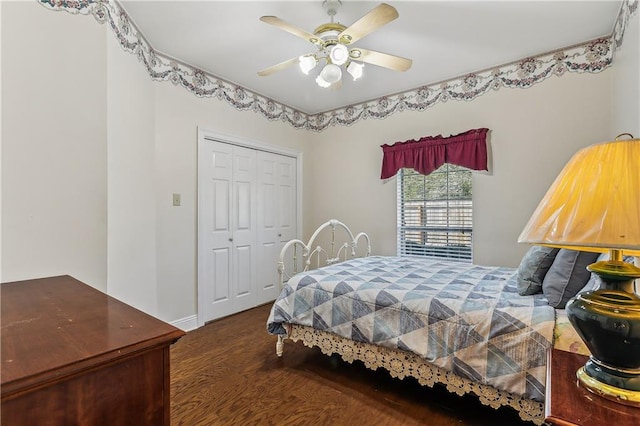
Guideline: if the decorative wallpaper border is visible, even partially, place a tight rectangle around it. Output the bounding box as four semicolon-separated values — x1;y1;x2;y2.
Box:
39;0;637;132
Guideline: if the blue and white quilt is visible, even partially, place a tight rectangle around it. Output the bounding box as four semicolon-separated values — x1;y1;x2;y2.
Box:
267;256;555;402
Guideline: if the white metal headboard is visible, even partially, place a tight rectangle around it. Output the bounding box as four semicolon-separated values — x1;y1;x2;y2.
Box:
277;219;371;290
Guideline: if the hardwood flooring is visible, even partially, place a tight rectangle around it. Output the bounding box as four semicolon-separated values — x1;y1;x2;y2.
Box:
170;303;534;425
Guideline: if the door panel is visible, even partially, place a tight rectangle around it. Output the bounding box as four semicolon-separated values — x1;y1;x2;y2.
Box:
199;142;235;320
235;181;252;230
231;146;257;312
262;183;276;229
257;153;279;302
211;248;230;302
235;245;252;297
278;156;297;244
213;180;229;231
256;152;297;304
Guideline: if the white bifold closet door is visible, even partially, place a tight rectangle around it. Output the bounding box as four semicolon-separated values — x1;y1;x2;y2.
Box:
198;139;297;324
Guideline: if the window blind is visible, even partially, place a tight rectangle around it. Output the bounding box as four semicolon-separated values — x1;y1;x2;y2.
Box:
397;165;473;262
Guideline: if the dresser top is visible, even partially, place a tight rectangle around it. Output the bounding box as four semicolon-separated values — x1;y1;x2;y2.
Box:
1;275;185;395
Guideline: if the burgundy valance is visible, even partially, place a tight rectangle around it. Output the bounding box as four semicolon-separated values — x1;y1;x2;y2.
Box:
380;128;489;179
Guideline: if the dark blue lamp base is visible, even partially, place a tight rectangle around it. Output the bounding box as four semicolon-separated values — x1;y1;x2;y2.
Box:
566;259;640;406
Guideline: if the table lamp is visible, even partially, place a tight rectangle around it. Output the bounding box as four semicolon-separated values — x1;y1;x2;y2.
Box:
518;134;640;406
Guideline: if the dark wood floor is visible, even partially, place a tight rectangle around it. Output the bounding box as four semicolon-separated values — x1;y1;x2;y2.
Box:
170;303;535;425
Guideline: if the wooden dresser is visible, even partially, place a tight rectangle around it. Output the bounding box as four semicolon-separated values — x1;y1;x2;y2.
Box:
1;275;186;425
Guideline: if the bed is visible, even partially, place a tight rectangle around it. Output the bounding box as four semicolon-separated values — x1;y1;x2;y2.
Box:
267;220;589;424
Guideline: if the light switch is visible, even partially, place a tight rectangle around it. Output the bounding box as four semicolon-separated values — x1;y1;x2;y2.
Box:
172;193;181;206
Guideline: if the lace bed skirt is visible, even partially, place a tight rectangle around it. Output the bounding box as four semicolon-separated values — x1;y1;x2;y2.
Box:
286;324;545;425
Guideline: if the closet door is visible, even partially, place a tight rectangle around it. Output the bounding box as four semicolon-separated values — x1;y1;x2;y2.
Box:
198;141;257;323
256;152;297;304
198;135;298;325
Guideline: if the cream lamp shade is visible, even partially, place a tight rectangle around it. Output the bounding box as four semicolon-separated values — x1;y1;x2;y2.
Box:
518;136;640;256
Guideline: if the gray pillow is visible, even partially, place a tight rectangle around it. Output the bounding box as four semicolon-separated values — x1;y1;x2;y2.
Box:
516;246;560;295
542;249;600;308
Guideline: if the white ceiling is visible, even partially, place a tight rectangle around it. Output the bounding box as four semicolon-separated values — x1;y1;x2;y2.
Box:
119;1;621;115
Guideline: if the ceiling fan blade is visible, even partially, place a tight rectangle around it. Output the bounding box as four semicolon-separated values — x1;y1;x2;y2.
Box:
260;16;322;47
338;3;398;45
258;56;300;77
351;48;412;72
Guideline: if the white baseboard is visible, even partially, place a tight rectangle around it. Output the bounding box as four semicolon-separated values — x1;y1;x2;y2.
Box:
171;314;198;332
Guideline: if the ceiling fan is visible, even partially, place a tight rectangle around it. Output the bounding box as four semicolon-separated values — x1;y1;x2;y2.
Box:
257;0;412;88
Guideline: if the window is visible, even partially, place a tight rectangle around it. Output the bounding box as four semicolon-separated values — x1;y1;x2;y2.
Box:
397;164;473;262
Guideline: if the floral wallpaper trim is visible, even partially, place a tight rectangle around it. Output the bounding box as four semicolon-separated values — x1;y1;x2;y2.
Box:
39;0;637;132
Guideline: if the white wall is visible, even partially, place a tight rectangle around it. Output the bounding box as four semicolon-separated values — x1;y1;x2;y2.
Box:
152;83;311;322
1;2;4;279
106;32;158;315
611;10;639;136
1;2;107;288
308;70;613;267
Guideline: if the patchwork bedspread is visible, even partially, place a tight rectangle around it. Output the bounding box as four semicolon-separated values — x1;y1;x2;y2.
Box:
267;256;555;402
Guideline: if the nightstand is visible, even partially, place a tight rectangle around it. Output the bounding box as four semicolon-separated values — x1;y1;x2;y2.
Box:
545;348;640;425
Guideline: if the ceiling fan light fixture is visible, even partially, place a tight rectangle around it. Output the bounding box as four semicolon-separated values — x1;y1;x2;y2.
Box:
315;74;332;88
329;44;349;66
299;55;318;75
346;61;364;81
320;63;342;84
258;2;410;88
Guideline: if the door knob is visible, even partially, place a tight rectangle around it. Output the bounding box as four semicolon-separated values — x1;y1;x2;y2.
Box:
229;238;233;242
